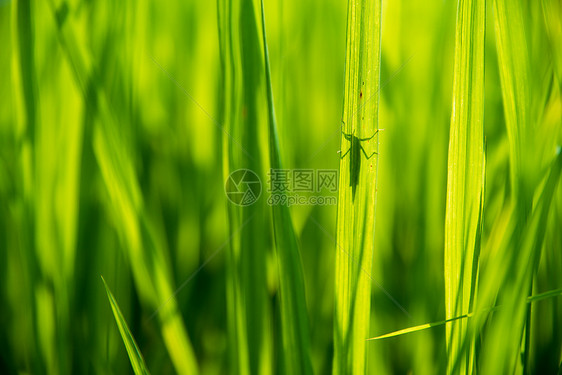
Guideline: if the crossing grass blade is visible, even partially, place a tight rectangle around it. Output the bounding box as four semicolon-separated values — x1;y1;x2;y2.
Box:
444;0;485;373
367;288;562;341
333;0;382;373
102;277;151;375
260;1;312;374
475;148;562;374
218;0;273;373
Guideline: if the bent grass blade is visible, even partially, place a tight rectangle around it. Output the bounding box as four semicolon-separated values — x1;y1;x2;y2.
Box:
102;277;151;375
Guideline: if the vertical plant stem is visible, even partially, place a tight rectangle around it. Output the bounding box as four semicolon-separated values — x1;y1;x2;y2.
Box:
260;1;313;374
333;0;382;373
11;0;42;372
477;1;549;373
444;0;485;373
219;0;272;373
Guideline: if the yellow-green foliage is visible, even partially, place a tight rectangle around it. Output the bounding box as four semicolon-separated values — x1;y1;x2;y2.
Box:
102;277;151;375
333;0;381;374
444;0;485;373
1;0;561;374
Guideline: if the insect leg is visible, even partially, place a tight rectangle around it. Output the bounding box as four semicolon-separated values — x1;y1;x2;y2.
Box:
341;120;353;141
338;147;351;159
360;145;378;159
357;129;379;141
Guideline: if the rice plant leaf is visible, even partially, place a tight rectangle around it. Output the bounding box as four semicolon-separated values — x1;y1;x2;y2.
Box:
45;4;199;374
11;2;43;371
473;1;555;373
368;288;562;340
102;277;150;375
476;147;562;374
541;0;562;82
218;0;273;373
260;2;312;374
333;0;382;373
444;0;485;373
494;0;532;217
11;0;37;143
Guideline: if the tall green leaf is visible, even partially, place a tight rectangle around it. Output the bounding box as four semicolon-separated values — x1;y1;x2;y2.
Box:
494;0;532;219
475;149;562;374
10;0;43;372
472;1;556;373
444;0;485;373
260;1;312;374
44;3;199;374
218;0;272;373
333;0;382;373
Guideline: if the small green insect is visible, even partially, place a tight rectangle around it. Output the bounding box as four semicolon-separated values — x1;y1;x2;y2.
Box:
339;123;378;200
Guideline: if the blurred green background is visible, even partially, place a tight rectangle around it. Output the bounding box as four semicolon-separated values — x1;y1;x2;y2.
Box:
1;0;561;373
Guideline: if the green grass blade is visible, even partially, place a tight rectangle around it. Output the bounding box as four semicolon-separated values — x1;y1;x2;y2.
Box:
260;1;313;374
444;0;485;373
10;1;43;372
369;313;474;341
527;287;562;303
102;277;150;375
493;0;532;219
477;149;562;374
472;1;557;373
218;0;272;373
369;288;562;340
333;0;382;373
541;0;562;83
44;5;199;374
12;0;37;144
3;0;560;373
